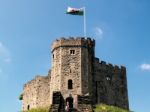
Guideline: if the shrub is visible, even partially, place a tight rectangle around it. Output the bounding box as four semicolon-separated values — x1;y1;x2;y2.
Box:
19;94;23;100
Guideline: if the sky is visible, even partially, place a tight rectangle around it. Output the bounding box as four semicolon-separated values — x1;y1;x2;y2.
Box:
0;0;150;112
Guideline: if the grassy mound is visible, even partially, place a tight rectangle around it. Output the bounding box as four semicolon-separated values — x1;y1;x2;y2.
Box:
22;104;130;112
94;104;129;112
22;107;49;112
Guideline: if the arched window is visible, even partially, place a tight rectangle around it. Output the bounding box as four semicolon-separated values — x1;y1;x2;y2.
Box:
68;79;73;89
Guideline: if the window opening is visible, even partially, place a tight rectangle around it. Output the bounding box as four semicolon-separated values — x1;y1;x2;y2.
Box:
27;105;30;110
106;76;110;81
68;79;73;89
70;50;75;54
70;69;71;73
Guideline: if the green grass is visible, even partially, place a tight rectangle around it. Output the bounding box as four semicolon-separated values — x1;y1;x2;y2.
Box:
22;107;49;112
21;104;131;112
94;104;129;112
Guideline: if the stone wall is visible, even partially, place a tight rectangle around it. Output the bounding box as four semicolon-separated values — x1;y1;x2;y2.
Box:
36;76;50;107
59;46;82;98
50;91;65;112
22;78;37;110
22;75;50;111
51;37;95;52
93;58;129;109
77;95;93;112
50;47;62;104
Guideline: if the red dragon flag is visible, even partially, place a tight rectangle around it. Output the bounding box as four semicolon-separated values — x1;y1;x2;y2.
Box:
66;7;84;16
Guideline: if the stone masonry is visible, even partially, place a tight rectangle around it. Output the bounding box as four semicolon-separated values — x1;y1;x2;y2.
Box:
21;37;129;111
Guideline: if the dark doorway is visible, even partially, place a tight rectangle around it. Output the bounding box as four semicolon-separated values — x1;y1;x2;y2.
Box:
27;105;30;110
66;96;73;109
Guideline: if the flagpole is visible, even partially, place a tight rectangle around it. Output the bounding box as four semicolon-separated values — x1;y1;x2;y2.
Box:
83;7;86;38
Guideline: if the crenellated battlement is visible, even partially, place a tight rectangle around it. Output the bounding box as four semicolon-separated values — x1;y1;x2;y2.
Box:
51;37;95;52
94;57;126;72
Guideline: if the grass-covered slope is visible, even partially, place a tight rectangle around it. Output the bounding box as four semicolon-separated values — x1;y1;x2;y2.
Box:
94;104;129;112
22;107;49;112
22;104;130;112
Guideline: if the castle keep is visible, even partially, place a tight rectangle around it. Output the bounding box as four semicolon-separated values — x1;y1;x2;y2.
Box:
22;37;129;112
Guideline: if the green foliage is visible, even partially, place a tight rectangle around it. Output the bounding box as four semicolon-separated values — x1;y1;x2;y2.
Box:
19;94;23;100
22;107;49;112
94;104;129;112
21;105;132;112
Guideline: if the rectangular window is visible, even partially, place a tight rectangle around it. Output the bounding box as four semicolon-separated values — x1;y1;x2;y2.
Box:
70;50;75;54
68;79;73;89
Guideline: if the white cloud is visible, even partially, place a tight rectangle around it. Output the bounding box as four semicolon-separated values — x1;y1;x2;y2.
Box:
93;27;103;39
0;42;11;63
140;63;150;71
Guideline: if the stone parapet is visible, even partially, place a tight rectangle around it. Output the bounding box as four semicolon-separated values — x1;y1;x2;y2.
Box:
51;37;95;52
94;57;126;73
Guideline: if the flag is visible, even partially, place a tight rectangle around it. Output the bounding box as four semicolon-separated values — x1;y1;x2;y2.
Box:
66;7;84;16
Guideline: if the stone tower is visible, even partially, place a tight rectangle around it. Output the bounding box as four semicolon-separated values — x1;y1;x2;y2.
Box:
50;37;95;104
21;37;129;112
